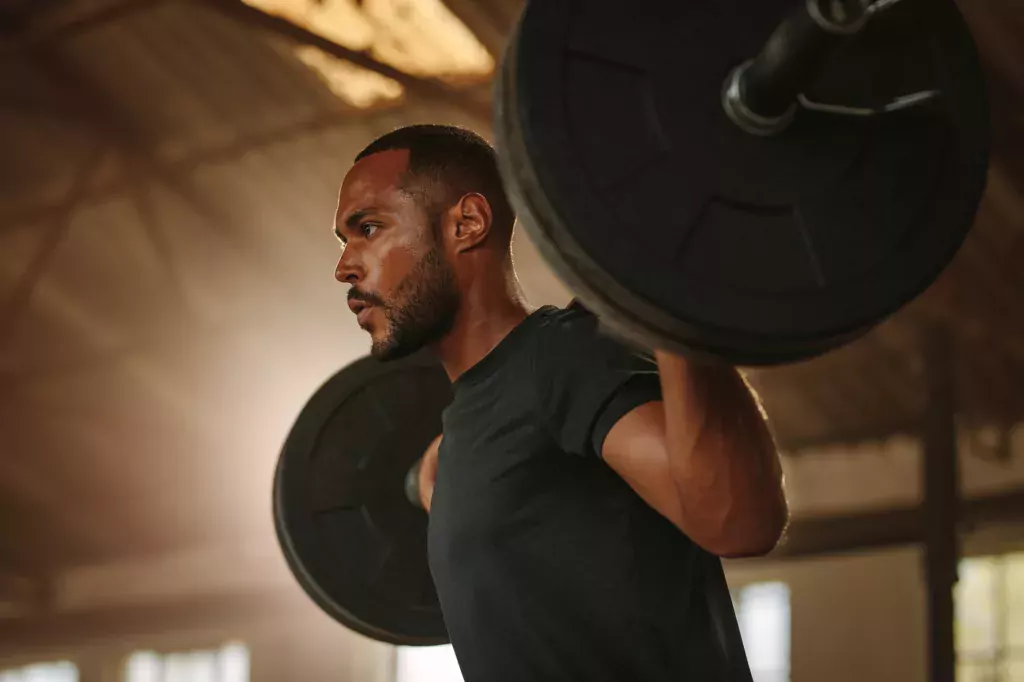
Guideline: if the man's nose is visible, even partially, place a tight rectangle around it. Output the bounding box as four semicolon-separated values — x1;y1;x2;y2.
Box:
335;251;363;284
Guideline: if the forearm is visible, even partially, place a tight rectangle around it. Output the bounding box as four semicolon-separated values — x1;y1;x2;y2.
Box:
654;351;787;557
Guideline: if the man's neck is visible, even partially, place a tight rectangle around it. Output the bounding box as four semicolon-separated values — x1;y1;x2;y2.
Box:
432;278;532;383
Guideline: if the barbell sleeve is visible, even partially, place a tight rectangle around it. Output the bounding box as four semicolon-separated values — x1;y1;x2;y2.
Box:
723;0;873;135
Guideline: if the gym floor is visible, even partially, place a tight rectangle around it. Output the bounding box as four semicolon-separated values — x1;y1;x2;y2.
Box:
1;1;1023;681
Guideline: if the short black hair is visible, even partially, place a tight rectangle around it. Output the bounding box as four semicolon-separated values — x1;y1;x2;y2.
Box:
354;124;515;246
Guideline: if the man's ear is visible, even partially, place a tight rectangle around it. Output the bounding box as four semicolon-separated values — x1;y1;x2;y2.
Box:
449;193;493;253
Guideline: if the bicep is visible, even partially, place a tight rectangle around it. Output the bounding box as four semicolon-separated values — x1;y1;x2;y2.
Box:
600;401;689;533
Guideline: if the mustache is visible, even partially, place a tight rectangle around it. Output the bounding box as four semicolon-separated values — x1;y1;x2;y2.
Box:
348;288;385;308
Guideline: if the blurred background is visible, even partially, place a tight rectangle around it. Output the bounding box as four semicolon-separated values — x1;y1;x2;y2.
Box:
0;0;1023;681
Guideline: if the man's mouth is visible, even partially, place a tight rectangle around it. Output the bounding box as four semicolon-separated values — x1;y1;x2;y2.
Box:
356;305;374;326
348;298;375;326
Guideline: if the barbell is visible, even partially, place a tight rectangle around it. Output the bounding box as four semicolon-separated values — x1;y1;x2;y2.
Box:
274;0;989;647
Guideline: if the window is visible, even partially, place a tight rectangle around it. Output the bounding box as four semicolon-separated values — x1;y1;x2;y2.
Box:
734;581;792;682
0;662;77;682
392;584;790;682
395;645;463;682
124;643;249;682
956;551;1024;682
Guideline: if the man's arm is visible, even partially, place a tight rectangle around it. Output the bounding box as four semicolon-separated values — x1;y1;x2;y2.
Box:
534;304;786;557
601;351;787;558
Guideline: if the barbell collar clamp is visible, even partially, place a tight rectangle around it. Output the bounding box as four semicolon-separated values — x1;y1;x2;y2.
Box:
807;0;873;35
723;0;873;135
722;60;798;136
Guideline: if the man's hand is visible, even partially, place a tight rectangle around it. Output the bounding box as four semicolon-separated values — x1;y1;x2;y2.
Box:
418;434;442;512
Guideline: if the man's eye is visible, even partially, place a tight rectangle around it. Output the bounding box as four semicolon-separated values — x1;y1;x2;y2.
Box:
361;223;378;238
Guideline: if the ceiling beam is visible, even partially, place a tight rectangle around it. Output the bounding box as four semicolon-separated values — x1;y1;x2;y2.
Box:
0;566;47;618
0;107;360;230
4;0;164;52
0;147;107;346
128;182;195;319
6;0;494;129
775;416;921;454
3;51;309;435
772;505;921;559
0;589;303;655
25;49;248;246
200;0;493;128
2;1;495;230
770;486;1024;560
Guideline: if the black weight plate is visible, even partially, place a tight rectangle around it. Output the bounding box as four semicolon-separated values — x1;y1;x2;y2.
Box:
496;0;988;365
274;351;452;645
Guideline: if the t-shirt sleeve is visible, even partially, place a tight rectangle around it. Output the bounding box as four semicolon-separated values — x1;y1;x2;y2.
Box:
532;306;663;459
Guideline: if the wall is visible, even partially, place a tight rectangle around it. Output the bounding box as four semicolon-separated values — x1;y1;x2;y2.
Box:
718;424;1024;682
780;425;1024;514
727;547;928;682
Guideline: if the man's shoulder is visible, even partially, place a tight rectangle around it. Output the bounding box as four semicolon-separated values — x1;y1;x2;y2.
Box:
530;299;599;337
526;300;653;366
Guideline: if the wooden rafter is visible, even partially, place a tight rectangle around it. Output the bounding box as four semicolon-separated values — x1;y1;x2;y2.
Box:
6;0;493;132
771;486;1024;560
2;0;497;230
0;589;302;654
0;147;107;346
129;182;194;318
0;107;357;230
4;0;164;52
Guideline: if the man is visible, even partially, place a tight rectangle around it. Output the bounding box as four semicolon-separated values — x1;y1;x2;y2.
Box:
334;124;787;682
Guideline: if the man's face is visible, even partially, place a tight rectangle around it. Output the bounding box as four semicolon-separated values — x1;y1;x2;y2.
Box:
334;150;460;361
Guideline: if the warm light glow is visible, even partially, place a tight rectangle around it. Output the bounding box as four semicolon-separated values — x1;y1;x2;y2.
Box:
243;0;494;108
0;662;77;682
125;643;250;682
294;46;404;108
395;645;464;682
735;582;791;682
955;552;1024;680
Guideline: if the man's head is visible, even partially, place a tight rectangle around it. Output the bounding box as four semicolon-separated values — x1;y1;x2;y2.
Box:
335;124;516;361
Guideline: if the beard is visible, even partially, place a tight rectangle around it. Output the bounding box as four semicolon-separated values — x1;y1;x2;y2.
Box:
370;242;460;362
